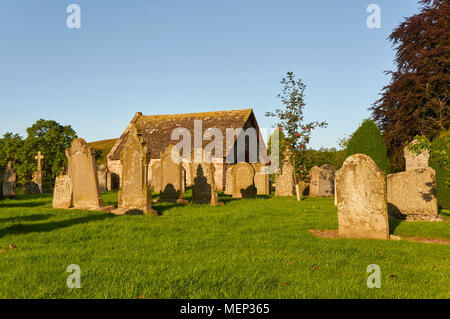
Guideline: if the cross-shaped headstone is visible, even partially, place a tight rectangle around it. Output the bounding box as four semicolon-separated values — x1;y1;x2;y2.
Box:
35;151;45;172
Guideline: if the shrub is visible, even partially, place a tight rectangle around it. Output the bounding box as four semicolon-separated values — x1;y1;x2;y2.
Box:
430;130;450;209
346;119;390;173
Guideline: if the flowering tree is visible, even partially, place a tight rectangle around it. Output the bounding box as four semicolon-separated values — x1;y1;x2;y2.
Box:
265;72;327;187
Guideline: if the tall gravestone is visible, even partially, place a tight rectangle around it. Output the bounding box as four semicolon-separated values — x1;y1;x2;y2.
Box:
404;141;430;171
191;149;221;205
336;154;389;240
387;141;442;221
159;145;186;203
231;163;256;198
275;150;294;197
252;163;270;196
32;151;45;193
309;164;335;197
66;138;111;211
2;161;16;199
97;164;108;193
52;174;73;209
224;167;233;195
113;125;156;215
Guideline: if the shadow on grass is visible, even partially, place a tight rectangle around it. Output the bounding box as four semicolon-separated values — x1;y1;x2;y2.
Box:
152;203;185;215
0;213;115;238
0;214;55;224
0;197;50;208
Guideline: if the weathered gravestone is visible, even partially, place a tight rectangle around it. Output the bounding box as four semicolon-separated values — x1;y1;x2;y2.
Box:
309;164;335;197
224;166;233;195
275;152;294;197
387;168;441;221
159;145;186;203
231;163;256;198
386;142;442;221
66;138;112;211
150;160;162;193
97;164;108;193
404;140;430;171
297;181;310;196
252;163;270;196
181;166;186;193
32;151;45;193
52;174;73;209
24;182;41;195
336;154;390;240
2;162;17;199
191;150;221;205
112;125;156;215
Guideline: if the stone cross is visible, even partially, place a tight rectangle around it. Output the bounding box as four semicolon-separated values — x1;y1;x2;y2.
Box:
35;151;44;172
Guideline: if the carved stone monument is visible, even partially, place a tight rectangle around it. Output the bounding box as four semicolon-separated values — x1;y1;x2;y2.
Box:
112;125;156;215
66;138;112;211
336;154;390;240
231;163;256;199
52;174;73;209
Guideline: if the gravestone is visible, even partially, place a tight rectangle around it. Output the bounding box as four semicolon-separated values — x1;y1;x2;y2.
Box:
159;145;186;203
387;142;443;222
297;181;310;196
252;163;270;196
66;138;112;211
191;150;221;205
231;163;256;198
404;141;429;171
181;166;186;193
275;151;294;196
52;174;73;209
309;164;335;197
32;151;45;193
97;164;108;192
24;182;41;195
309;166;320;196
387;167;442;222
112;125;156;215
150;160;162;193
2;162;16;199
336;154;389;240
224;167;233;195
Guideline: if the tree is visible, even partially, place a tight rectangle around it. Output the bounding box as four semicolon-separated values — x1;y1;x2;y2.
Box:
23;119;77;184
265;72;327;190
0;133;26;185
346;119;390;173
370;0;450;172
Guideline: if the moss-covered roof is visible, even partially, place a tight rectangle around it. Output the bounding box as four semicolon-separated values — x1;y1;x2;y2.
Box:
108;109;262;160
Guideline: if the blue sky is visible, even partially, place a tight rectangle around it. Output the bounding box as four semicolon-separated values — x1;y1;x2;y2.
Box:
0;0;420;149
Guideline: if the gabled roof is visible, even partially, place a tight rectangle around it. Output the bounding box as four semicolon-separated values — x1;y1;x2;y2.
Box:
107;109;268;161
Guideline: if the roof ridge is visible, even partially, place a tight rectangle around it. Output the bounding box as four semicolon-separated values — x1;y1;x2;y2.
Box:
138;108;253;118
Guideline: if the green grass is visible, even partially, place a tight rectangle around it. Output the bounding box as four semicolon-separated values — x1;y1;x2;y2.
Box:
0;191;449;299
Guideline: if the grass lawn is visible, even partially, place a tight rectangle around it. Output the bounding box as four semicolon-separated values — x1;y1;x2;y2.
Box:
0;190;449;299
